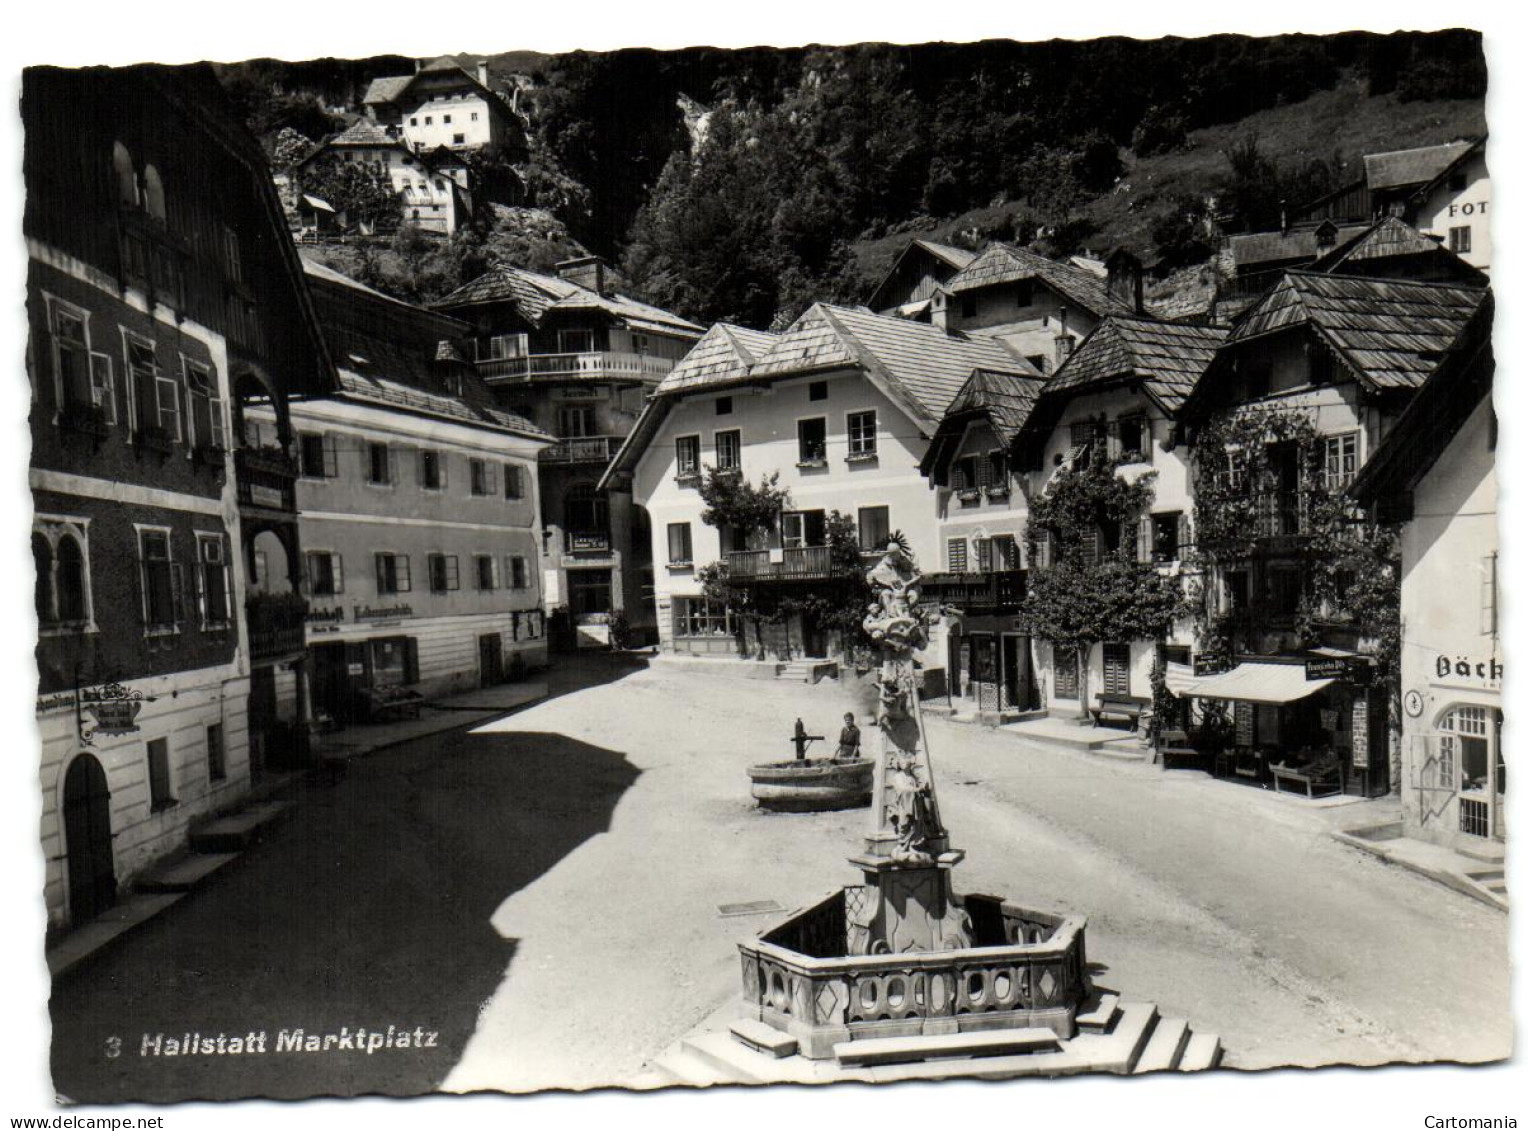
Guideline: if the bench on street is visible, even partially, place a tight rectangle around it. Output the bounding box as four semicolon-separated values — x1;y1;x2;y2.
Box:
1271;759;1345;798
1092;693;1151;729
359;685;427;723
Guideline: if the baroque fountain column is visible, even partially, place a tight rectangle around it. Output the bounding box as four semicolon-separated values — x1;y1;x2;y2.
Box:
847;544;971;957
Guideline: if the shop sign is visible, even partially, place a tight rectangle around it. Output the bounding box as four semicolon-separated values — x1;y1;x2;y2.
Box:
1305;657;1350;680
569;533;611;553
354;604;414;623
306;606;345;624
78;681;154;746
1435;654;1502;687
1193;651;1228;677
347;662;365;677
249;484;286;509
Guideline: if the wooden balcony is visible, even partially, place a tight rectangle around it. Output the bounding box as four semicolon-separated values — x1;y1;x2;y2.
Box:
1252;491;1309;554
476;351;676;385
540;435;620;465
247;593;307;662
726;545;837;581
235;447;298;513
920;569;1027;613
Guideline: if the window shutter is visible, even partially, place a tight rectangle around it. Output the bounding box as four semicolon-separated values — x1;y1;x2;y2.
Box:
332;553;345;595
376;554;387;593
320;434;338;477
170;561;186;625
485;462;498;494
90;352;117;424
396;555;411;592
1137;517;1152;563
1082;528;1100;565
404;638;420;685
446;555;459;591
975;537;993;572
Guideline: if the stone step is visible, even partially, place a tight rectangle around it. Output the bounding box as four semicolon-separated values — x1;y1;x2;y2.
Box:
1076;992;1121;1033
1179;1031;1222;1072
46;892;186;980
681;1034;767;1083
1457;839;1506;865
1095;743;1149;763
648;1045;735;1088
1108;1000;1160;1074
189;801;290;853
729;1019;798;1058
136;852;239;893
1134;1016;1190;1074
835;1027;1060;1067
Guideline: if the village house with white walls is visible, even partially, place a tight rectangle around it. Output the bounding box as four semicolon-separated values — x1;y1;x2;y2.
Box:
602;304;1039;674
362;57;522;153
290;121;474;236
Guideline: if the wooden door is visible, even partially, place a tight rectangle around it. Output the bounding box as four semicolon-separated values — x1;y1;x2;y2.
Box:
63;755;114;925
479;633;504;687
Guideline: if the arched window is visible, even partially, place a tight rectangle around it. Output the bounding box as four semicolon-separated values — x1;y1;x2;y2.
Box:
33;534;54;623
56;534;87;622
112;141;138;207
143;164;166;221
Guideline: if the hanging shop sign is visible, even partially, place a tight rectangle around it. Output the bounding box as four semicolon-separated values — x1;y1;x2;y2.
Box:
249;484;286;509
1194;651;1229;677
1305;657;1351;680
78;681;154;746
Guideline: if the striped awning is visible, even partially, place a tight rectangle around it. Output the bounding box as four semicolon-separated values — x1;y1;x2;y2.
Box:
1173;662;1334;705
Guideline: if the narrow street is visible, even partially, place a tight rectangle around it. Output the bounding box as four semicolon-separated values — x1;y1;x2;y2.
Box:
50;655;1510;1102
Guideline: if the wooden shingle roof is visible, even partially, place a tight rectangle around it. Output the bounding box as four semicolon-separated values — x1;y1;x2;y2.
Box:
655;323;778;395
434;265;703;338
1229;271;1489;390
1228;224;1371;271
944;368;1046;446
1364;140;1474;192
943;243;1134;317
362;75;413;106
1046;316;1228;414
748;303;1039;425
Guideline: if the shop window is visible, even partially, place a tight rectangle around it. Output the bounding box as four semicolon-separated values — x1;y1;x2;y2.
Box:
1102;643;1130;696
797;417;827;464
374;552;411;594
675;597;733;638
668;522;693;565
1053;647;1080;699
147;737;175;810
195;534;231;628
370;637;417;687
715;429;741;470
307;551;344;596
206;723;226;783
427;553;459;593
847;410;877;458
857;506;890;551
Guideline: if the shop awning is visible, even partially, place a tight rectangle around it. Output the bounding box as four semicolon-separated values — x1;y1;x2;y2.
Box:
1176;662;1334;705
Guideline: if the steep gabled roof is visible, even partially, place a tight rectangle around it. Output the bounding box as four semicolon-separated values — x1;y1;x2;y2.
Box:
748;303;1038;427
1348;293;1494;517
919;368;1045;481
327;119;397;146
1309;215;1485;280
1364;140;1474;192
363;75;413;106
1226;271;1489;390
1045;316;1228;415
866;238;977;313
943;242;1134;317
1228;224;1371;272
654;323;778;395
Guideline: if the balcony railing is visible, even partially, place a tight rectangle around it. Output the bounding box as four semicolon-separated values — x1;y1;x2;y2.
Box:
1252;491;1309;550
235;447;298;513
920;569;1027;613
476;351;677;384
247;593;307;662
540;435;620;465
727;545;836;581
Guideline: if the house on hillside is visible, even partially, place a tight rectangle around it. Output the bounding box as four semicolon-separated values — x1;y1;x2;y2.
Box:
1309;215;1488;285
867;238;976;318
292;121;473;236
933;243;1139;375
24;64;336;933
246;261;550;723
1349;306;1498;852
362;57;522;154
602;305;1038;670
1176;271;1492;799
434;256;704;645
916;367;1045;716
1008;317;1227;724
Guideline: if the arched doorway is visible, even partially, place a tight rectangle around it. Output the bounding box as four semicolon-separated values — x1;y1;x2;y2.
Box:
63;755;115;925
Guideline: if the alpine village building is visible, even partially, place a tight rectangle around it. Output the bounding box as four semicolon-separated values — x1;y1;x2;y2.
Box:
24;64;337;933
245;260;551;725
433;256;703;646
290;121;474;236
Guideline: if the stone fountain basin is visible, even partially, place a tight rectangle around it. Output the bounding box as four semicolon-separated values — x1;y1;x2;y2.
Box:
738;886;1089;1058
749;758;874;812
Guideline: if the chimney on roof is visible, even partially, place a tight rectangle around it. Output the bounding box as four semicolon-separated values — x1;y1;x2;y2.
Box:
1106;248;1144;315
414;58;424;74
477;60;490;87
557;255;609;296
929;288;950;333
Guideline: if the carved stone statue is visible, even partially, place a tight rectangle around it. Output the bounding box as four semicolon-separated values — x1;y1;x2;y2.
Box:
862;543;928;653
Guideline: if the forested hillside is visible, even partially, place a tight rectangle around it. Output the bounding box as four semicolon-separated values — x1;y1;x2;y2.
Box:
220;29;1486;327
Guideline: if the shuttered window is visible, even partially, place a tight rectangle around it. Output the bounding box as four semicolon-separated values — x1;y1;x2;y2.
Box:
947;538;969;573
1053;647;1080;699
1103;643;1131;695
